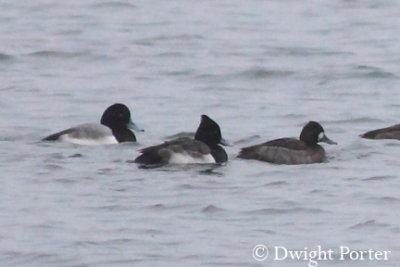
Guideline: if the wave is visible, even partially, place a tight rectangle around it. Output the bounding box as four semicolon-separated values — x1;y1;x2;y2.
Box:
349;219;389;229
92;1;137;9
27;50;111;61
0;53;15;61
265;46;353;57
235;67;294;79
201;204;226;214
247;207;327;215
350;65;398;79
363;175;396;181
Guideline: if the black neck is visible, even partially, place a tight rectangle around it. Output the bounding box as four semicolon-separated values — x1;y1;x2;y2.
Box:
209;145;227;163
112;128;136;142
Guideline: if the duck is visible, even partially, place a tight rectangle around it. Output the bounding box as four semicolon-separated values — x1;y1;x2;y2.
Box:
238;121;336;164
42;103;143;145
134;115;229;165
361;124;400;140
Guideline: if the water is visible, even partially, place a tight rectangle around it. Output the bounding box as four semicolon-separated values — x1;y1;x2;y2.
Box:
1;0;399;266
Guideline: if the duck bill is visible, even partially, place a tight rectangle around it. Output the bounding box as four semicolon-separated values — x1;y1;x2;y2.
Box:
320;134;337;145
219;137;233;147
128;120;144;132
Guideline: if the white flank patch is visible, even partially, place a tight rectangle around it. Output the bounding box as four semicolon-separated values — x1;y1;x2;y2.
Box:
168;152;215;164
60;135;118;146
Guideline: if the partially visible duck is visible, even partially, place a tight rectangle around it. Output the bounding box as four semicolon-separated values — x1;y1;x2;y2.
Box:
361;124;400;140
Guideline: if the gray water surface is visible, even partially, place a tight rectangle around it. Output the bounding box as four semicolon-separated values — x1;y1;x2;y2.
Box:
1;0;399;266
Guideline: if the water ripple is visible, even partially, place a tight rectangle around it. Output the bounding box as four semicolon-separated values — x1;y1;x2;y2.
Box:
202;204;226;214
351;65;398;79
247;207;327;215
145;204;168;211
0;53;14;61
26;50;111;61
266;46;352;57
349;220;389;229
262;181;288;187
234;67;295;80
92;1;137;9
1;252;55;266
363;175;396;182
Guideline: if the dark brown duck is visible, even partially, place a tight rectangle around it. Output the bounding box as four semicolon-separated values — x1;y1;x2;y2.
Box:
238;121;337;165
